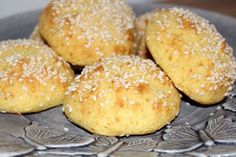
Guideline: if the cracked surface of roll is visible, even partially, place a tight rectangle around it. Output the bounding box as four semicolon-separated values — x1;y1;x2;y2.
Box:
64;55;180;136
146;8;236;105
0;39;74;114
39;0;136;66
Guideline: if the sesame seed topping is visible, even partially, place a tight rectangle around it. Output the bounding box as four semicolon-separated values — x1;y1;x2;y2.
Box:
152;7;236;89
49;0;135;50
66;55;175;107
67;55;161;93
0;39;72;85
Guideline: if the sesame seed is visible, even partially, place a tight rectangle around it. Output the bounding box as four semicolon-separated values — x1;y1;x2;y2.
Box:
6;92;10;97
22;86;28;92
100;103;104;107
67;104;73;113
105;99;109;104
93;95;97;101
184;51;189;55
47;97;51;101
50;85;56;91
163;101;167;107
216;106;222;110
185;102;190;106
224;92;229;97
157;71;165;83
9;79;13;85
209;113;214;116
66;55;173;107
50;0;135;48
173;50;178;56
79;96;83;102
40;93;45;96
213;85;218;90
64;127;69;132
0;39;72;87
152;8;236;88
129;100;135;105
185;122;190;126
200;84;205;88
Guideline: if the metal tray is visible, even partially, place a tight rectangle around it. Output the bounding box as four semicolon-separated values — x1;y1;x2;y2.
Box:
0;2;236;157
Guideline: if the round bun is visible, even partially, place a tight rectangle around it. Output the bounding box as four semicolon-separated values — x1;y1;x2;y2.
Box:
136;9;158;59
39;0;136;66
64;55;180;136
0;39;74;114
29;25;45;44
146;8;236;105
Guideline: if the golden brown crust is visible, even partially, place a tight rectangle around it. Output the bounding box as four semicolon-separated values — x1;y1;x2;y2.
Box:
0;39;74;113
39;0;136;66
146;8;236;105
64;55;180;136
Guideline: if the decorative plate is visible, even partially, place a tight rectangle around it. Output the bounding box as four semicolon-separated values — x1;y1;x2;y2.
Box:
0;1;236;157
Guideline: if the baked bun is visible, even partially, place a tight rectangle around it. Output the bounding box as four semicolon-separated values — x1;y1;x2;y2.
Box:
29;25;45;44
39;0;136;66
64;55;180;136
146;8;236;105
0;39;74;114
136;9;158;59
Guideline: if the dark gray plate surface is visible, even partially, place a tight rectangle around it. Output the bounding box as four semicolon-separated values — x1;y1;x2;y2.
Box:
0;2;236;157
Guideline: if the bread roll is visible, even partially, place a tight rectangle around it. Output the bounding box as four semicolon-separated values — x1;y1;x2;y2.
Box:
64;55;180;136
0;39;74;113
146;8;236;105
39;0;136;66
